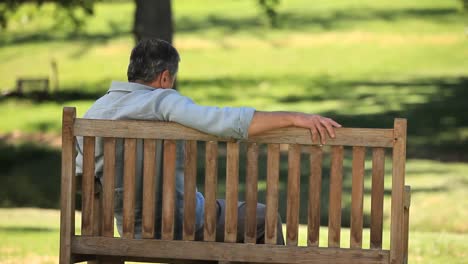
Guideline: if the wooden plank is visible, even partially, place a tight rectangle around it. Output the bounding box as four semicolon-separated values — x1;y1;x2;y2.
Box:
97;256;216;264
370;147;385;249
162;140;177;240
184;140;198;241
72;236;390;264
286;144;301;246
265;144;280;245
404;186;411;210
403;186;411;264
390;118;407;264
244;143;259;244
81;136;95;236
60;107;76;264
92;184;102;237
75;119;394;147
225;141;239;243
308;146;323;247
328;145;344;248
350;146;365;249
204;141;218;242
102;138;116;238
142;139;157;239
122;138;137;239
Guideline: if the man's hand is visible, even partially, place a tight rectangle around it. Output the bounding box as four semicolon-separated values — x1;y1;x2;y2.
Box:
248;111;342;145
292;113;341;144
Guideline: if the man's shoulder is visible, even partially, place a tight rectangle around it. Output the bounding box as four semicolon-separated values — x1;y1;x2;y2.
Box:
83;84;186;120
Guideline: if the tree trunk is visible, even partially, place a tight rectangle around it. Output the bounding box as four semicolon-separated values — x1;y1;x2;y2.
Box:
133;0;176;89
133;0;173;44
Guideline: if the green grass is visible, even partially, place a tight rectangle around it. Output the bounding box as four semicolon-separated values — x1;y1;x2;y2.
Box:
0;0;467;263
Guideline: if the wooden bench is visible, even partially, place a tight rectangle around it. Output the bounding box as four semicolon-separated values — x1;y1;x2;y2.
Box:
16;77;50;94
60;107;411;264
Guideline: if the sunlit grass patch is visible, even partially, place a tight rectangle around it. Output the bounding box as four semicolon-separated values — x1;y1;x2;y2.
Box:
0;98;93;133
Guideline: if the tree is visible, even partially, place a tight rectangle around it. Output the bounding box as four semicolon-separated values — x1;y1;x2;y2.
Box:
257;0;281;28
133;0;173;44
0;0;281;42
0;0;94;29
132;0;281;43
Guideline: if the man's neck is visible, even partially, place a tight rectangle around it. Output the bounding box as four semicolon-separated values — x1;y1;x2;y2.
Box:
133;80;155;88
133;79;172;90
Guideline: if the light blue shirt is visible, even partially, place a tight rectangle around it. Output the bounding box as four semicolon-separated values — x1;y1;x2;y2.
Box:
76;81;255;239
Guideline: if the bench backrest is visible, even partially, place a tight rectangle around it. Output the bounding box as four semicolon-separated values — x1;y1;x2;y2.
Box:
60;107;408;264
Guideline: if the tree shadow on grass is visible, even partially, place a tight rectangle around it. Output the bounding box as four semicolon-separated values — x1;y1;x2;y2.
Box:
181;75;468;161
1;90;104;103
1;19;130;47
0;79;111;103
278;7;461;31
319;76;468;161
0;141;61;208
0;226;57;233
175;7;461;34
2;6;462;46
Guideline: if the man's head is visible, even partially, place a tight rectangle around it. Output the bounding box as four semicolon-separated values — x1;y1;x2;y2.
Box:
127;39;180;89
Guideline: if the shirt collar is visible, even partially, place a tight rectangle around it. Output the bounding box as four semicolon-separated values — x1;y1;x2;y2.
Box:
108;81;155;93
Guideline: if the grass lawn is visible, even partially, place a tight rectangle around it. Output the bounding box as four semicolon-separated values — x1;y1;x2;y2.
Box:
0;0;467;263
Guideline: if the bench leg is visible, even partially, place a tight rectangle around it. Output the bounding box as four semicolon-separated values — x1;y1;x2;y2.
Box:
403;185;411;264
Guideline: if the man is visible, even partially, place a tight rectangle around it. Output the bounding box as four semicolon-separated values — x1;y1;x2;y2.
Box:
76;39;341;245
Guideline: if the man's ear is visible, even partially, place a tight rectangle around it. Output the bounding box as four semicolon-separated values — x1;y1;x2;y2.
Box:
160;70;174;88
162;70;171;83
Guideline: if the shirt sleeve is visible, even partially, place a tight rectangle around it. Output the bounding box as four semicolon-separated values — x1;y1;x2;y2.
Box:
153;90;256;139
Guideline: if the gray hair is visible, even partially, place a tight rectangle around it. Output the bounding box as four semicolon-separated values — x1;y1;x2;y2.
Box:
127;39;180;82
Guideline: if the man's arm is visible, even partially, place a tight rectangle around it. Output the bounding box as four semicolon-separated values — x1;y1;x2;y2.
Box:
153;90;340;143
248;111;341;144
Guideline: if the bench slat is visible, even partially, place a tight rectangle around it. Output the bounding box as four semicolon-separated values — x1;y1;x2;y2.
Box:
102;138;116;238
351;146;365;248
123;138;137;239
74;119;394;147
370;147;385;249
328;145;344;248
142;139;157;239
81;136;96;236
72;236;390;264
308;146;323;247
162;140;177;240
183;140;198;241
204;141;218;242
245;143;259;244
92;183;102;239
225;142;240;243
265;144;280;245
286;144;301;246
